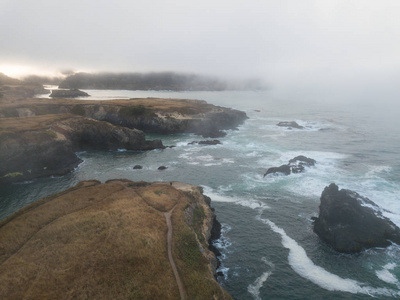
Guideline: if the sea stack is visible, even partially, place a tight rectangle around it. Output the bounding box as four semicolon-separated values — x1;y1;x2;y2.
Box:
313;183;400;253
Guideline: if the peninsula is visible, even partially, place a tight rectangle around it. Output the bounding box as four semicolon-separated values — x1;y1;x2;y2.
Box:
0;180;231;299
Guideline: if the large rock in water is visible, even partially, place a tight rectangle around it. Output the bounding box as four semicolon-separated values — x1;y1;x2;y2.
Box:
313;183;400;253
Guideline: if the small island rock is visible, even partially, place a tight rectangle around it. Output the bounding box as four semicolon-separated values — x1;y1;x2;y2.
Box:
133;165;143;169
158;166;168;170
50;89;89;98
277;121;304;129
264;155;316;177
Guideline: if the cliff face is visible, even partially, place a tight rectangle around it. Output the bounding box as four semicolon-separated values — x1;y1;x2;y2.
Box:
0;115;163;184
0;98;248;138
0;180;231;300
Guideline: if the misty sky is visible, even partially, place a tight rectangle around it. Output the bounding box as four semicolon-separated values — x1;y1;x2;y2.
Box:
1;0;400;99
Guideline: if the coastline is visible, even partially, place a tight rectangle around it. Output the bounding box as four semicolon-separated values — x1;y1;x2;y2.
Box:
0;85;247;184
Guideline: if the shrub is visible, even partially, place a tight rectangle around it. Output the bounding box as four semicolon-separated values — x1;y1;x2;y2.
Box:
119;105;156;118
71;105;85;116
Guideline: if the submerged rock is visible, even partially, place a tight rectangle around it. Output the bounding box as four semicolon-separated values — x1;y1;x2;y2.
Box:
264;155;316;177
50;89;89;98
189;140;221;145
277;121;304;129
158;166;168;170
313;183;400;253
133;165;143;169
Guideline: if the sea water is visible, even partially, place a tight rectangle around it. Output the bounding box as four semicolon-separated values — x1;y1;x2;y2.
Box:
1;89;400;299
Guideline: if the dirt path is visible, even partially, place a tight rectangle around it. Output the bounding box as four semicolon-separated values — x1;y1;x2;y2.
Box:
164;205;187;300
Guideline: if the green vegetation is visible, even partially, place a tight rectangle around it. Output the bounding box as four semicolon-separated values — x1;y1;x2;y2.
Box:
153;190;166;196
176;230;206;270
71;104;86;116
42;130;57;138
192;206;206;244
3;172;23;178
119;105;156;118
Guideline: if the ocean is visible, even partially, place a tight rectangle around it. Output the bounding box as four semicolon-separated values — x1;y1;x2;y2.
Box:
1;89;400;299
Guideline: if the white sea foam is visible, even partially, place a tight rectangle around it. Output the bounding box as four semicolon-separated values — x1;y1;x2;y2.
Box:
202;186;270;210
376;263;399;285
261;217;400;297
344;181;400;228
175;141;191;147
213;223;232;280
366;165;392;178
247;258;274;300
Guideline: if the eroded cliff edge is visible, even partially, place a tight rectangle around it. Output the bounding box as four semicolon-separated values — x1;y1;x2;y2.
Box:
0;114;163;184
0;180;231;300
0;97;248;138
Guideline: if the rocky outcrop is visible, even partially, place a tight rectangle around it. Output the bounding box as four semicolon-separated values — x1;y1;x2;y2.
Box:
277;121;304;129
313;183;400;253
264;155;316;177
0;180;231;299
0;115;163;184
50;89;89;98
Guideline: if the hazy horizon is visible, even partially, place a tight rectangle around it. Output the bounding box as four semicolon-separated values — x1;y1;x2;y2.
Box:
1;0;400;102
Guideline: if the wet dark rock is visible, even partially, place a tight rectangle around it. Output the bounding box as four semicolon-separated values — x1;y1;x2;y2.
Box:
133;165;143;169
264;155;316;177
199;140;221;145
264;165;291;176
288;155;316;173
189;140;221;145
277;121;304;129
50;89;89;98
313;183;400;253
158;166;167;170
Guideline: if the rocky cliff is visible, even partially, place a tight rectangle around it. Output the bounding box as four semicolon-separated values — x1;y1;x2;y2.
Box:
0;114;163;184
0;98;248;138
0;180;231;300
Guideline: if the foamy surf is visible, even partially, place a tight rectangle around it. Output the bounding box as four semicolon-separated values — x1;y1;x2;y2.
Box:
213;223;232;280
376;263;399;286
247;258;274;300
260;217;400;297
202;186;270;211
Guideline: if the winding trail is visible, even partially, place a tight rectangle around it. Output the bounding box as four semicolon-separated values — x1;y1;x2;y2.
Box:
164;205;187;300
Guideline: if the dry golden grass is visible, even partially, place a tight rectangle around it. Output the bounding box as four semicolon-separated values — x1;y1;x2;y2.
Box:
0;114;79;133
0;180;231;300
0;95;215;115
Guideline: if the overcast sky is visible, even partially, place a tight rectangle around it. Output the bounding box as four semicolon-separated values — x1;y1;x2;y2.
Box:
1;0;400;96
